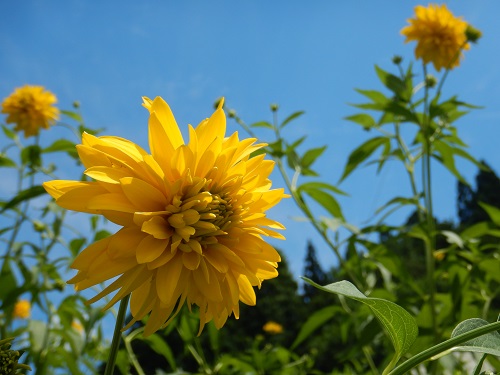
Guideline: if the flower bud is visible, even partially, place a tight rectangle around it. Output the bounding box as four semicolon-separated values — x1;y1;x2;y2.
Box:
465;25;482;43
227;109;236;118
270;103;279;112
425;74;438;88
392;55;403;65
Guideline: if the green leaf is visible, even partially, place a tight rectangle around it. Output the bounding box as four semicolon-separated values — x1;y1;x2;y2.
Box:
291;306;338;349
355;89;390;105
143;333;176;370
375;65;407;97
340;136;387;182
2;125;17;140
250;121;273;129
21;145;42;168
43;139;76;153
61;110;83;123
478;202;500;227
28;320;48;353
303;278;418;373
0;154;16;168
433;140;466;183
345;113;376;129
451;318;500;357
297;181;347;196
1;185;47;213
301;146;327;169
280;110;305;128
302;187;344;219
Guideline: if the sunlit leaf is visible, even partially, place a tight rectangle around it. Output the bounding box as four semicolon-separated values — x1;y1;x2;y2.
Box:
303;278;418;373
297;181;347;196
340;136;387;182
1;185;46;213
0;154;16;168
345;113;376;129
301;146;327;169
250;121;273;129
280;110;305;128
301;187;344;219
451;318;500;357
291;306;338;349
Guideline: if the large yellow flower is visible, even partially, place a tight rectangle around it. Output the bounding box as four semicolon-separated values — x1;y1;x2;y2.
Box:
401;4;470;71
1;85;59;138
43;97;286;336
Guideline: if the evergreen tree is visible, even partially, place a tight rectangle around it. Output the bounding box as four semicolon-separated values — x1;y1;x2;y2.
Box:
302;241;330;303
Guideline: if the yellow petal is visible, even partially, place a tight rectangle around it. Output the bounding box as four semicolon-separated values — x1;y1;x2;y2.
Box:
136;235;168;264
120;177;167;211
156;255;184;304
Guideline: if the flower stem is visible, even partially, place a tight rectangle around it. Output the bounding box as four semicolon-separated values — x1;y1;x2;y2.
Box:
104;294;130;375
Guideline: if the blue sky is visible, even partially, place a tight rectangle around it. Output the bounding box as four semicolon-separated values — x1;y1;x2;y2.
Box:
2;1;500;277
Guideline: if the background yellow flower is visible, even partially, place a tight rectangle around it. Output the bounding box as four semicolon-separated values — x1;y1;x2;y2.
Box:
44;97;286;336
263;321;283;334
12;300;31;319
401;4;470;71
1;85;59;138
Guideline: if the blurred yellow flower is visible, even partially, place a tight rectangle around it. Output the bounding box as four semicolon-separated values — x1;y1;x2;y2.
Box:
401;4;470;71
263;321;283;334
13;300;30;319
1;85;60;138
71;320;84;333
43;97;286;336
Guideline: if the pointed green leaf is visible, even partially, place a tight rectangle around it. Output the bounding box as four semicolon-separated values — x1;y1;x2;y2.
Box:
479;202;500;227
345;113;377;129
250;121;273;129
303;278;418;372
451;318;500;357
61;110;83;123
375;65;406;96
297;181;348;196
302;188;344;219
43;139;77;153
0;154;16;168
301;145;327;168
2;125;17;140
291;306;339;349
340;136;387;182
1;185;47;213
280;110;305;128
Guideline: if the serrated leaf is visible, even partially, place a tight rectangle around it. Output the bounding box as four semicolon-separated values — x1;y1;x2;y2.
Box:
451;318;500;357
1;185;46;213
291;306;338;349
280;110;305;128
340;137;388;182
304;278;418;373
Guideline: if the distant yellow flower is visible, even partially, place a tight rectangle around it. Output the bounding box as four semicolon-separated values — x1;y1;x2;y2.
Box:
13;300;30;319
43;97;286;336
401;4;470;71
1;85;59;138
263;321;283;334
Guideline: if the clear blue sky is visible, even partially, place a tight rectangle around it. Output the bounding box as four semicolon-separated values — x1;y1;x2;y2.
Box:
2;1;500;277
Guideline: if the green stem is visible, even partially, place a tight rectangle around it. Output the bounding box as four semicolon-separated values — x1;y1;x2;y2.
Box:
388;321;500;375
421;63;438;344
104;294;130;375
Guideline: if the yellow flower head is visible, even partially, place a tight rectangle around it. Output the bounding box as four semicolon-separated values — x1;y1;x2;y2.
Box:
1;85;60;138
43;97;286;336
262;321;283;335
13;300;31;319
401;4;470;71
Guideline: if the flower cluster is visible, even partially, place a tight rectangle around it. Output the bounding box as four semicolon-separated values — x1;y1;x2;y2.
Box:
43;97;286;336
1;85;59;138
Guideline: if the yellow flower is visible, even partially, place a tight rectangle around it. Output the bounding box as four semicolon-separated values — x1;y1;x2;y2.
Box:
1;85;60;138
262;321;283;335
43;97;286;336
401;4;470;71
13;300;30;319
71;320;84;333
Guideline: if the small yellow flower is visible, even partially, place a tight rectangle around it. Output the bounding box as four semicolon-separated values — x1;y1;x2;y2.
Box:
12;300;30;319
263;321;283;335
1;85;59;138
44;97;286;336
71;320;84;333
401;4;471;71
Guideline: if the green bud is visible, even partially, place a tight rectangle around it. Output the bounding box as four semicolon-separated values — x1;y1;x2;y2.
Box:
465;25;482;43
33;220;46;232
270;103;279;112
213;97;224;110
425;74;437;88
73;101;80;109
227;109;236;118
53;280;66;292
392;55;403;65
